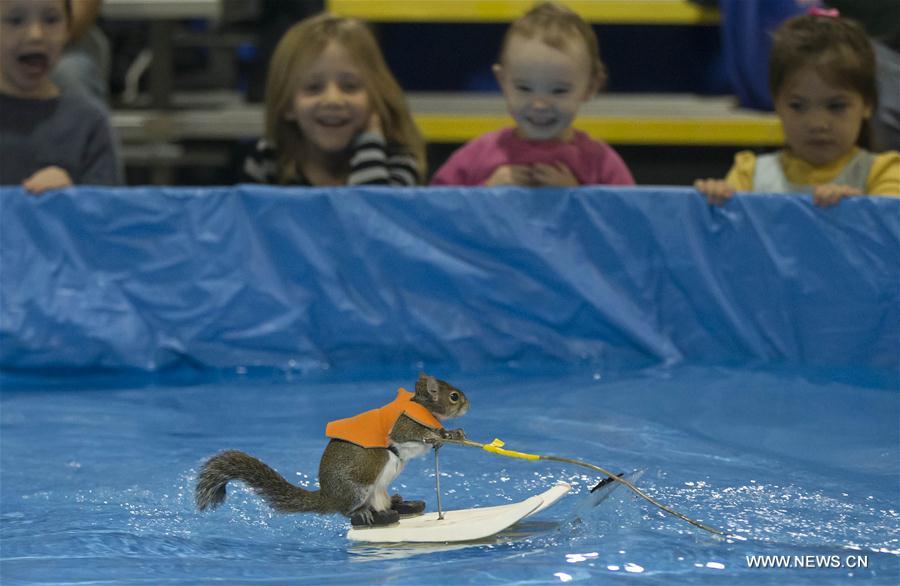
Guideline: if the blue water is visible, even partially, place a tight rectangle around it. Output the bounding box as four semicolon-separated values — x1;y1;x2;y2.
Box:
1;365;897;585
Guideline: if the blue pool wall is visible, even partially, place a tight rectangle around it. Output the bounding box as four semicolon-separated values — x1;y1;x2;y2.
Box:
1;186;897;373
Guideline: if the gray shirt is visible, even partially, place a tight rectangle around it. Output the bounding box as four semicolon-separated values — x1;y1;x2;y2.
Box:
0;91;122;186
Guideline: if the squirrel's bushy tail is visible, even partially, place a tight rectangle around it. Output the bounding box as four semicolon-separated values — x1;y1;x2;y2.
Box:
195;450;323;513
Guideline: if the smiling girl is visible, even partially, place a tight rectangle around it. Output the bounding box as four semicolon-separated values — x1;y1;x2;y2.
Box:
695;11;900;206
430;2;634;187
241;13;425;186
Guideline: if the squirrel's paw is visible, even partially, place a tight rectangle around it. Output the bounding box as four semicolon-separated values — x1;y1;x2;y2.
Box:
350;508;400;527
390;495;426;515
440;428;466;441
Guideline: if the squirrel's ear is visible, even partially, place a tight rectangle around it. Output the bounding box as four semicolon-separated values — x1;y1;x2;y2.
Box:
415;373;440;401
423;375;439;402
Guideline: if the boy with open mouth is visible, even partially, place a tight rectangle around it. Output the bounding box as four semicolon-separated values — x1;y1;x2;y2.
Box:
0;0;121;193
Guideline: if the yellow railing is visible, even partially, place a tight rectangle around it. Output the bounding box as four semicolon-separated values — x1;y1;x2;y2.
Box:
416;114;782;145
326;0;720;24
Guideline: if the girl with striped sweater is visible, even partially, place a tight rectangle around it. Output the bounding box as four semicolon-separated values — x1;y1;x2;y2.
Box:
241;13;424;187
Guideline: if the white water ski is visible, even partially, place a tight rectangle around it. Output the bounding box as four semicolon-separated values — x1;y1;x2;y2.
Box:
346;482;571;543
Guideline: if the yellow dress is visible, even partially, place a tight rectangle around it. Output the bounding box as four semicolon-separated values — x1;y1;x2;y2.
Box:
724;148;900;195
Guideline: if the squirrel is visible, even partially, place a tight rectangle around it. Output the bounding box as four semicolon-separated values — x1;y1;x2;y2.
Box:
195;373;469;527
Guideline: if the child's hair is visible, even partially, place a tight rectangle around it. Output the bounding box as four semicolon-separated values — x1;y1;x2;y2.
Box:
769;13;876;108
497;1;606;90
263;13;425;183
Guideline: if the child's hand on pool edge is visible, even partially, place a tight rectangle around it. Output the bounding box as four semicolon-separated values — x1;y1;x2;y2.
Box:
484;164;533;187
812;183;861;207
694;178;735;206
23;166;73;195
531;162;579;187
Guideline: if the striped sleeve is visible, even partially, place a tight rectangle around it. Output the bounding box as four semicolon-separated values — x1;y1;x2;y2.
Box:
240;139;279;184
348;131;421;186
387;151;420;186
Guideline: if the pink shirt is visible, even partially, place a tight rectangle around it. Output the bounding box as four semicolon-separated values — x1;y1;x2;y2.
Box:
431;128;635;186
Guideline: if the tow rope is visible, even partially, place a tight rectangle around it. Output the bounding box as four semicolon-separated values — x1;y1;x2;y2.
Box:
441;437;724;536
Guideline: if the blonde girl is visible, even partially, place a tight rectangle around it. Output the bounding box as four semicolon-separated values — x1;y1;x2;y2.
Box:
242;13;425;186
696;11;899;206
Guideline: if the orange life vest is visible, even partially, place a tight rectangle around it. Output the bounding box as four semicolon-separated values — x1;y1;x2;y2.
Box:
325;388;443;448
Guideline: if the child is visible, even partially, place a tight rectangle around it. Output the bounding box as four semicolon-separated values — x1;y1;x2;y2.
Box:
431;2;634;187
695;11;900;206
241;13;425;186
0;0;122;193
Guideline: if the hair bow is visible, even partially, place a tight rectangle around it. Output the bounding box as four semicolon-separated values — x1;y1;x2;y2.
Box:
808;6;839;18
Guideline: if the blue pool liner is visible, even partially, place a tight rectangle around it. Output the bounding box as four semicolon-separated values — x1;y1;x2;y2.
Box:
1;186;897;372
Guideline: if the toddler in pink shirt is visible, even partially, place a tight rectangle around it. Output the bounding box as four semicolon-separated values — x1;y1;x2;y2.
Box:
431;2;634;187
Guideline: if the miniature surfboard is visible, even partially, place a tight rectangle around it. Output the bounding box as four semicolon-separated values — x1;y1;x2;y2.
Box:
346;482;571;543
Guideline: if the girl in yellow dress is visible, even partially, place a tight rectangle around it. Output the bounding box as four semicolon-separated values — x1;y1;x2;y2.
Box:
695;10;899;206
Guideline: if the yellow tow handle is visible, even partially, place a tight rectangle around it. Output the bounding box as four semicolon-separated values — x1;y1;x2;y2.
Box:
482;438;541;461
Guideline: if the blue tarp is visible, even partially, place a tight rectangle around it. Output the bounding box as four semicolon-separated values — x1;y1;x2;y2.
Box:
1;186;897;372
